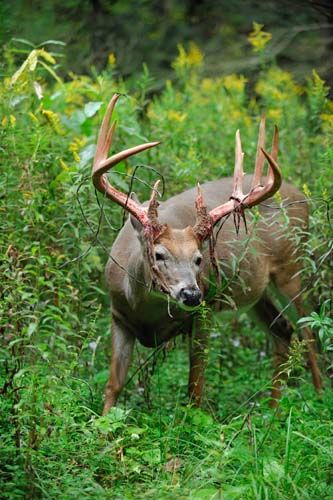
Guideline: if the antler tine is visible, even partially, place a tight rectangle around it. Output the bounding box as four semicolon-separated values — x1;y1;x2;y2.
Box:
261;148;281;194
98;141;161;175
267;125;279;181
205;131;246;229
147;180;161;223
232;130;245;200
195;183;204;211
92;94;161;227
271;125;279;159
93;94;120;176
193;183;213;240
251;115;266;190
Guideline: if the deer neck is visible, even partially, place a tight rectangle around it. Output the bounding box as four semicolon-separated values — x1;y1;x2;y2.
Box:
124;247;153;309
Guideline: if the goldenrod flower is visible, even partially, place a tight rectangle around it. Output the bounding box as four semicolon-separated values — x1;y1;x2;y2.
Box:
167;110;187;122
223;74;247;93
302;184;311;198
108;53;116;66
41;109;64;135
248;23;272;53
59;159;70;171
172;42;203;71
69;137;86;163
267;109;282;121
28;112;39;123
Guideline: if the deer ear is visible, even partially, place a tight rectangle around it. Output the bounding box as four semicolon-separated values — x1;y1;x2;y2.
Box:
201;237;209;251
129;191;144;235
130;215;143;235
130;191;140;204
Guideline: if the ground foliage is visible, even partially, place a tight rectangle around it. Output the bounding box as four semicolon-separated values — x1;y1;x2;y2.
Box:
1;38;333;499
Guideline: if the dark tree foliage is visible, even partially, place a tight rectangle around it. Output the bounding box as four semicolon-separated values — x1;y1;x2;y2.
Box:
1;0;332;87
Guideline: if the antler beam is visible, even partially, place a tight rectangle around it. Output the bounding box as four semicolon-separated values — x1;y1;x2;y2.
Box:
92;94;161;230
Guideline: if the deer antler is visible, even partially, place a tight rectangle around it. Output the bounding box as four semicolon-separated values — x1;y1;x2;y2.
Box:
194;116;281;241
92;93;164;238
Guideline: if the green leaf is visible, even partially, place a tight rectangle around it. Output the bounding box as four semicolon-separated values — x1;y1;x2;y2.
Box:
84;101;103;118
92;407;130;434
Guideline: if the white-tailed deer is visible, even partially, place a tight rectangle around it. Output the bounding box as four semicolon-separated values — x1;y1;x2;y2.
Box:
93;94;322;414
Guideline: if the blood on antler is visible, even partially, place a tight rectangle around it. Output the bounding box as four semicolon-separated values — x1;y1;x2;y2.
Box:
193;116;281;241
92;94;172;290
93;95;281;289
92;93;164;239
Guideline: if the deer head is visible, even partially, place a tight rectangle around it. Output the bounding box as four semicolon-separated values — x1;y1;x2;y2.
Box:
92;94;281;306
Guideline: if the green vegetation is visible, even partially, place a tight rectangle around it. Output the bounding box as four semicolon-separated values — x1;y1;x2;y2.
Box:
1;37;332;499
1;0;331;85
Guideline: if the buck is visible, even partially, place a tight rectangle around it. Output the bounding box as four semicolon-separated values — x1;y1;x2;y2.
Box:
93;94;322;414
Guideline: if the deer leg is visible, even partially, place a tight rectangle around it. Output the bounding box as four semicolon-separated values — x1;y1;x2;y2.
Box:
275;277;322;393
102;317;135;415
292;299;322;392
188;317;209;406
253;296;293;406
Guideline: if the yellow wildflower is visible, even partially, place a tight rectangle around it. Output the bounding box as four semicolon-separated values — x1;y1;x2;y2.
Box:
38;48;56;65
243;115;252;128
274;191;282;203
10;49;38;85
41;109;64;135
172;44;187;69
255;69;299;100
302;184;311;198
230;109;242;120
267;109;282;121
252;207;261;218
223;74;247;93
73;152;80;163
59;159;70;171
69;137;86;163
69;137;86;151
108;53;116;66
172;42;203;71
28;112;39;123
187;42;203;66
9;115;16;127
311;70;326;89
320;113;333;127
146;106;158;120
201;78;215;92
167;110;187;122
322;188;329;202
65;93;84;108
248;23;272;53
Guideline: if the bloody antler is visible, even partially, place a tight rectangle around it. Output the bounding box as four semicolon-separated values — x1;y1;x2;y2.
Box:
93;94;171;291
194;116;281;240
92;93;163;237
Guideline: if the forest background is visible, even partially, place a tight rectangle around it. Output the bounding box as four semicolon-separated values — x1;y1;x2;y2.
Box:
1;1;333;498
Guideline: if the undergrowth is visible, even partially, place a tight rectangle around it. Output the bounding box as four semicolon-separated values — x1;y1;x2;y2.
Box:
1;39;332;498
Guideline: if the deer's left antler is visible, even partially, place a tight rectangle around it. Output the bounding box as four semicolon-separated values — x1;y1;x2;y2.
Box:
193;116;281;240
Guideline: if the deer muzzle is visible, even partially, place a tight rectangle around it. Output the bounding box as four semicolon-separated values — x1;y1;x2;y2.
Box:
178;286;203;307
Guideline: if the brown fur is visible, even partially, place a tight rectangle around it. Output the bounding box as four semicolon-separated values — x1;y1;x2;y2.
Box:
102;176;322;413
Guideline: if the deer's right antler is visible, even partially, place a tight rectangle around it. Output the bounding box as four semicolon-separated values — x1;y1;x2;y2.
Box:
92;94;163;238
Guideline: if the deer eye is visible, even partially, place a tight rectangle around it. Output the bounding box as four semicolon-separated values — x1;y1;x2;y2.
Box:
155;251;166;261
194;256;202;266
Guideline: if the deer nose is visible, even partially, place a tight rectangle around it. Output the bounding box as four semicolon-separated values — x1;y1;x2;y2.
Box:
179;287;203;306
